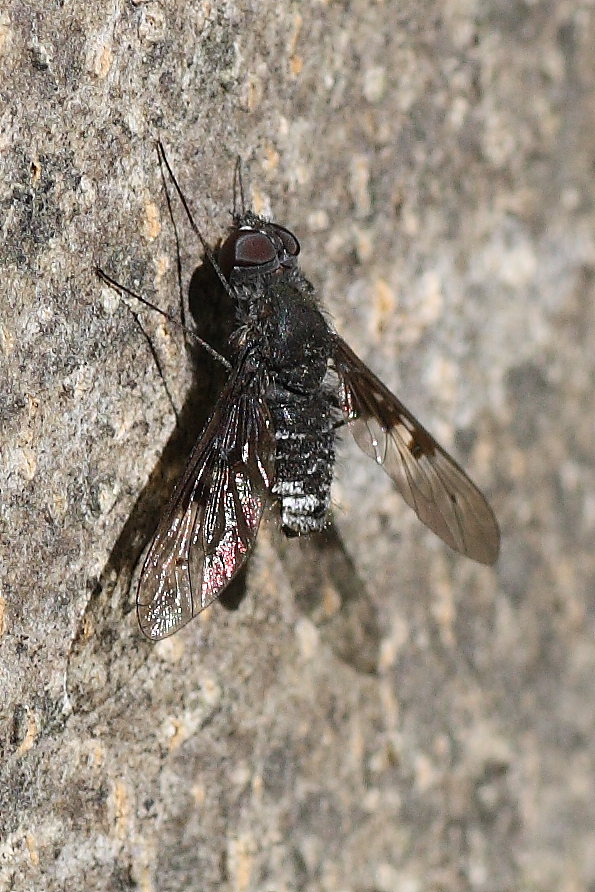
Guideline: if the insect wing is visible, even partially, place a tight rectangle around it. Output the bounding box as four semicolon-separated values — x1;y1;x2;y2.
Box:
137;362;275;640
334;337;500;565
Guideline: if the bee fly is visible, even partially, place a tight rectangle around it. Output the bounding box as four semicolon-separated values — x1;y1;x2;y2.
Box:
97;144;500;641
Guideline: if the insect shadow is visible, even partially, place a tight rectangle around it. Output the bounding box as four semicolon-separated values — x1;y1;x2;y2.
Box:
66;258;235;714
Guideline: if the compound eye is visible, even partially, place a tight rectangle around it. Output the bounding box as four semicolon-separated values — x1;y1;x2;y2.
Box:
233;231;277;267
273;225;300;257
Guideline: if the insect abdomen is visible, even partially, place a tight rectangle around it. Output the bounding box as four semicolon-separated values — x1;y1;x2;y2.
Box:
269;387;336;535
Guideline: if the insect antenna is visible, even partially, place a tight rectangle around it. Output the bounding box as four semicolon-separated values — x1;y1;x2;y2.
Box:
156;140;239;304
232;155;246;219
95;268;232;371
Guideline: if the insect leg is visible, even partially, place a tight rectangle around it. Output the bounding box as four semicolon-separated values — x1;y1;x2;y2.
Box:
332;417;350;431
95;268;231;370
130;307;180;424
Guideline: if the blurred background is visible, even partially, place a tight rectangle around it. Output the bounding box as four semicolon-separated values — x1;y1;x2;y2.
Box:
1;1;594;889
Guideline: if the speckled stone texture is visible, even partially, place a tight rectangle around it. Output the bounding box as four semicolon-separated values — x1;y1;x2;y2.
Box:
1;2;594;890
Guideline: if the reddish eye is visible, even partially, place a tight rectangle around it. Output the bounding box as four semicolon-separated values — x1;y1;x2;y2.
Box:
273;225;300;257
219;230;277;278
218;223;300;280
233;231;277;266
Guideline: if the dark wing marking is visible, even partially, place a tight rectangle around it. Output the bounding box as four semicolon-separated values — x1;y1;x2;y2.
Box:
333;337;500;565
137;356;275;639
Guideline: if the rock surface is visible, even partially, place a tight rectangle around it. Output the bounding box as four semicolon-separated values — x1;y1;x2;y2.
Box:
1;2;594;890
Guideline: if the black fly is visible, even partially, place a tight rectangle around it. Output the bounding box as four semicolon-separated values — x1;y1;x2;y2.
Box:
97;144;500;641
